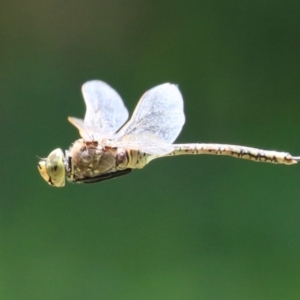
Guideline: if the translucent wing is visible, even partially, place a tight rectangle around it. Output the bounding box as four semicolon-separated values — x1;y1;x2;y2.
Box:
67;117;92;139
114;134;175;154
113;83;185;155
68;80;129;139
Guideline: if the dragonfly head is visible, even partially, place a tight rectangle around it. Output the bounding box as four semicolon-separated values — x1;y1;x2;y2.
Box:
38;148;66;187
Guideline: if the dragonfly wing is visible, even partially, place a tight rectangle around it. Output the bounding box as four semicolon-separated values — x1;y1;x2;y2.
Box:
68;117;95;139
115;83;185;151
112;134;174;155
69;80;129;139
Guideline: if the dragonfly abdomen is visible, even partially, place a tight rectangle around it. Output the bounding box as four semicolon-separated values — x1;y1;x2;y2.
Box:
116;148;148;169
168;143;298;165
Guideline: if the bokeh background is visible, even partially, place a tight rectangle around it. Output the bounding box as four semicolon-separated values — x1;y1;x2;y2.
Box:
1;1;300;299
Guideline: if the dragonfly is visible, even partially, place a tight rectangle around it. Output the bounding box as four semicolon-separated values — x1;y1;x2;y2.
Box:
38;80;300;187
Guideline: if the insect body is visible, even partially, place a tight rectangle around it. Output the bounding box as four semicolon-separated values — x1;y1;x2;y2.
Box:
38;80;300;187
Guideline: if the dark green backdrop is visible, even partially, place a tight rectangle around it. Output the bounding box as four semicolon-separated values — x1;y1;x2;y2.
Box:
1;1;300;299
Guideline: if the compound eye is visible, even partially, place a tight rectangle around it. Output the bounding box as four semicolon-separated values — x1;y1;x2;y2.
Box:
38;148;66;187
38;160;50;183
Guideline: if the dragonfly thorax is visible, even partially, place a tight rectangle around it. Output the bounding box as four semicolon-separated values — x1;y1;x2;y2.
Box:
67;139;120;183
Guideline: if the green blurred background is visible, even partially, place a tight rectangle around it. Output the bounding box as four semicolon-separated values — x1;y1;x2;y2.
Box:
1;1;300;299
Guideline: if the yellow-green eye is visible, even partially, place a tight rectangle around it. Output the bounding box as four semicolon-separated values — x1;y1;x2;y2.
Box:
38;148;65;187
